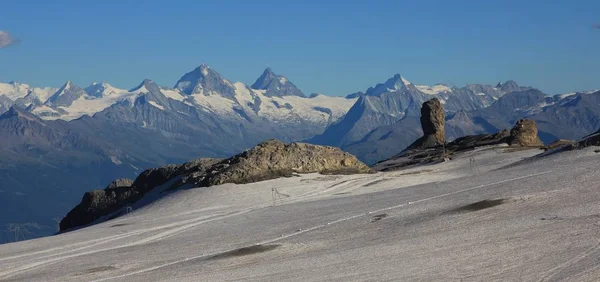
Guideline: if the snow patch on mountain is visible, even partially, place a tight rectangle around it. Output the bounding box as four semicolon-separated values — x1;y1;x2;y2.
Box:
192;92;237;116
416;84;452;95
148;100;165;110
401;76;412;86
160;88;186;102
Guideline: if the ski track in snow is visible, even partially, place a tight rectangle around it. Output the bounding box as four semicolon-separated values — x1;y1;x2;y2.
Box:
84;170;552;282
0;209;256;279
0;175;372;280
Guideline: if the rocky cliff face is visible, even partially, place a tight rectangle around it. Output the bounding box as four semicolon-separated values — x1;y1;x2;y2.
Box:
60;140;370;232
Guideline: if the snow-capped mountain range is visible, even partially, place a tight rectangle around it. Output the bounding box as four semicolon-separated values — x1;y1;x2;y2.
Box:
1;64;599;244
1;65;355;128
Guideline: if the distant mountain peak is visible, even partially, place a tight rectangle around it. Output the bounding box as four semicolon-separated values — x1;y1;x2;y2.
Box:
365;74;412;96
62;80;73;90
262;67;274;75
130;79;158;93
174;65;236;98
45;81;86;107
250;67;304;97
496;80;520;92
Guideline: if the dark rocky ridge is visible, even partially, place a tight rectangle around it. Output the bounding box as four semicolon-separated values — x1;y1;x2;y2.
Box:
550;129;600;153
60;140;370;232
372;100;544;172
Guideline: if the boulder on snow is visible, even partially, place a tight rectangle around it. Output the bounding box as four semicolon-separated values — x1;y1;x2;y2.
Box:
407;98;446;150
507;119;544;147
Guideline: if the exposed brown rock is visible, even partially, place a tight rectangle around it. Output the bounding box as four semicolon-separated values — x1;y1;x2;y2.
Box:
60;140;370;232
407;98;446;150
507;119;543;147
421;98;446;144
193;140;371;187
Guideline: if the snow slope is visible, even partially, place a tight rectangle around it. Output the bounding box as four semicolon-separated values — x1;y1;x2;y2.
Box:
2;146;599;281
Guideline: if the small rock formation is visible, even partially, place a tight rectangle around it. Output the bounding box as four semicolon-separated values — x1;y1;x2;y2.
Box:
544;139;574;151
407;98;446;150
507;119;543;147
577;130;600;148
373;118;544;172
60;141;370;232
553;129;600;152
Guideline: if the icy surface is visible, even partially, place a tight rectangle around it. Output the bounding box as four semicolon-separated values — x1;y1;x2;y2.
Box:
1;147;600;281
0;82;57;103
416;84;452;95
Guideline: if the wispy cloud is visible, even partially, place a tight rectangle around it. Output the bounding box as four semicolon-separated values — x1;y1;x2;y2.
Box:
0;30;16;48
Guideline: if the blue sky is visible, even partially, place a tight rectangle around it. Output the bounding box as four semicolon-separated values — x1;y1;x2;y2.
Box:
1;0;599;95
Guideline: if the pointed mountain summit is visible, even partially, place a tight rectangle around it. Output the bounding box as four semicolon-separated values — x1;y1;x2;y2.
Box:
495;80;520;92
174;64;236;99
365;74;412;96
251;67;305;97
130;79;160;93
45;81;87;107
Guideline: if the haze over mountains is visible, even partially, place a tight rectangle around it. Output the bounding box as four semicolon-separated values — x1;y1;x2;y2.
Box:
0;64;599;243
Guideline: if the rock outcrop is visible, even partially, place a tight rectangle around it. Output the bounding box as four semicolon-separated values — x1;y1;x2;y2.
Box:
59;179;138;231
188;140;371;187
552;129;600;152
544;139;574;151
60;140;370;232
420;98;446;146
577;130;600;148
373;118;544;171
407;98;446;150
507;119;544;146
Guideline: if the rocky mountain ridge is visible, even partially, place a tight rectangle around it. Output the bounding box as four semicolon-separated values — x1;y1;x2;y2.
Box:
60;140;371;232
